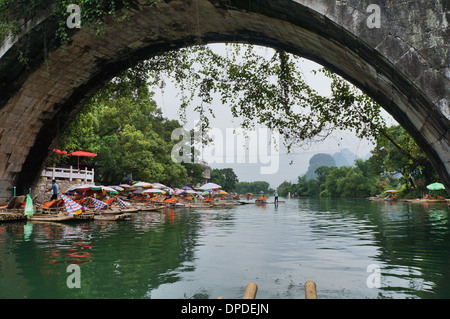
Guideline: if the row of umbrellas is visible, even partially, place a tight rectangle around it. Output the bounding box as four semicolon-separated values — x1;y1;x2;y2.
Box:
64;182;224;196
53;149;97;169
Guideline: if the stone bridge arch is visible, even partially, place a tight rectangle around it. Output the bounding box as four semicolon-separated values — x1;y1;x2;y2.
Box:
0;0;449;202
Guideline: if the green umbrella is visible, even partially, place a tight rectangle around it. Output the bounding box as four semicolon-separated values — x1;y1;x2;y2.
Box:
426;183;445;190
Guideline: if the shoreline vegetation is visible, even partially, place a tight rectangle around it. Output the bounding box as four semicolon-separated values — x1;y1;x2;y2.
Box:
277;125;449;202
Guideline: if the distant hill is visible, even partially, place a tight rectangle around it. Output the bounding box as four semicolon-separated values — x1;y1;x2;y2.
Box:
305;153;336;180
305;149;360;180
332;148;358;167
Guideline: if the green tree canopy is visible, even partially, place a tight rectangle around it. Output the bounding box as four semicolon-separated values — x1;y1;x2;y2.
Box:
49;74;200;186
210;168;239;192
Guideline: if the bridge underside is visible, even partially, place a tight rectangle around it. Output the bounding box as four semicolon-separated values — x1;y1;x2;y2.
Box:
0;0;449;203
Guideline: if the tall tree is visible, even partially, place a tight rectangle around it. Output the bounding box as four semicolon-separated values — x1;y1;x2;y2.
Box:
52;74;194;186
210;168;239;192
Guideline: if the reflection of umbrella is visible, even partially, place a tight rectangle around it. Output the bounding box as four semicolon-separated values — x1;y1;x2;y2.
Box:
198;183;221;190
68;150;97;169
384;190;399;193
426;182;445;190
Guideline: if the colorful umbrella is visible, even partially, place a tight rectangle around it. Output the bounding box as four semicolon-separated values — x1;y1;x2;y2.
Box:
152;183;170;189
131;182;153;188
68;150;97;169
198;183;221;190
426;182;445;190
61;195;86;215
142;189;166;194
52;149;67;155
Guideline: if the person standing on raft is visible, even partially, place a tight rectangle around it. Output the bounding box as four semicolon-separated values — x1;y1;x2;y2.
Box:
46;180;59;201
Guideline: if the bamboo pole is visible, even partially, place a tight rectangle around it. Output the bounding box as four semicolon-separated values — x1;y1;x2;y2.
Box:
304;281;317;299
243;282;258;299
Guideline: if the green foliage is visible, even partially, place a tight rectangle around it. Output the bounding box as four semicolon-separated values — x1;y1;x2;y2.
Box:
181;162;205;187
370;125;438;191
1;0;162;42
115;44;388;151
51;73;192;186
210;168;239;192
278;125;443;198
234;181;273;195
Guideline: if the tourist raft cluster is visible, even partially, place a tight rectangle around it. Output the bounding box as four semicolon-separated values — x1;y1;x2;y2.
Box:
0;181;282;222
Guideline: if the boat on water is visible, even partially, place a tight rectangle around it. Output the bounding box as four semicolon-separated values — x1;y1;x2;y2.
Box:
0;212;27;222
368;196;398;201
28;212;95;222
97;207;140;214
238;200;285;205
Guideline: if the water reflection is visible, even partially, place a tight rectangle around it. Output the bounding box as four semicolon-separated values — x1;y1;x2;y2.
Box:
0;199;449;298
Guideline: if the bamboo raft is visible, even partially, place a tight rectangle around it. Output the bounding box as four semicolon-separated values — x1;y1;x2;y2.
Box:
0;212;27;222
27;213;95;222
217;281;317;299
96;208;139;214
238;200;285;205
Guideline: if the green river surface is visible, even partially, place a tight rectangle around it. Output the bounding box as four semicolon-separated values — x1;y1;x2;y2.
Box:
1;198;450;299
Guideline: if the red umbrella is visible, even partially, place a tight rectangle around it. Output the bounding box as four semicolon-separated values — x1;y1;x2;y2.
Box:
68;151;97;169
53;149;67;155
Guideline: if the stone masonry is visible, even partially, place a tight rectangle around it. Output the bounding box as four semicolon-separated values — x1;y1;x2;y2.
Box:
0;0;449;203
31;178;93;206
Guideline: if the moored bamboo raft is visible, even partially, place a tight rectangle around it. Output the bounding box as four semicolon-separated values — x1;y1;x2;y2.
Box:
28;213;94;222
0;212;27;222
139;205;166;211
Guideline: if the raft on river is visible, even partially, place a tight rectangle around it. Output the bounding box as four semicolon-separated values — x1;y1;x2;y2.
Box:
27;212;95;222
0;212;27;222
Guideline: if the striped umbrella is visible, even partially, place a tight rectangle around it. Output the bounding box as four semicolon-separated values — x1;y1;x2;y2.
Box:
62;195;86;215
90;197;108;211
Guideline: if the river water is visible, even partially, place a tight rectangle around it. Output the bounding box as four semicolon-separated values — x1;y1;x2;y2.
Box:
1;198;449;299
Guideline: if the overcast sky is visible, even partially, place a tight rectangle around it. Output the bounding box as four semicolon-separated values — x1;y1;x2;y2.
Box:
151;44;397;188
